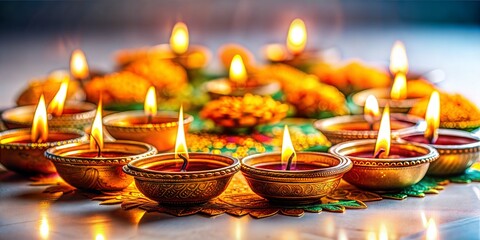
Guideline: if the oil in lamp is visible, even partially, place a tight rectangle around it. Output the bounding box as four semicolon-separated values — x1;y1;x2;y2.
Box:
0;95;87;175
262;18;340;66
399;91;480;176
240;125;352;204
314;95;423;144
44;100;157;191
330;105;440;190
351;41;432;113
103;86;194;152
123;106;240;205
203;54;280;98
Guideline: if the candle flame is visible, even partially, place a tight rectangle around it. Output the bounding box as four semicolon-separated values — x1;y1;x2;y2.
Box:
389;41;408;75
31;95;48;143
425;91;440;144
281;125;297;170
229;54;247;86
90;101;104;152
390;73;407;100
379;224;388;240
426;218;438;240
144;86;157;118
47;77;69;117
374;105;391;158
170;22;189;55
174;105;189;160
70;49;90;80
364;95;380;124
286;18;307;55
39;214;49;240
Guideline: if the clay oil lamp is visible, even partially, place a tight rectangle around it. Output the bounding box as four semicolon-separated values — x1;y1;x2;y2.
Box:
103;87;194;152
329;105;439;191
2;53;96;130
241;125;352;204
262;18;340;67
44;101;157;191
123;107;240;205
314;95;423;144
0;95;87;175
352;41;431;113
203;54;280;99
398;91;480;176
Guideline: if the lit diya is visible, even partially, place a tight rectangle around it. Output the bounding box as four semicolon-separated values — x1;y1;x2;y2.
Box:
115;21;211;70
45;101;157;191
123;107;240;205
2;53;96;130
103;87;194;152
0;95;87;175
262;18;340;66
399;91;480;176
314;95;423;144
203;54;280;98
330;105;439;191
241;125;352;204
351;41;433;113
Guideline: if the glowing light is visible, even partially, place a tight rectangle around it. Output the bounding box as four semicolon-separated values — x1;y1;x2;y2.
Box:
229;54;248;86
170;22;189;55
281;125;297;170
70;49;90;80
31;95;48;143
379;224;388;240
374;105;391;158
425;91;440;144
390;73;407;100
389;41;408;75
426;218;438;240
364;95;380;124
174;106;189;160
47;77;69;117
90;101;104;151
39;215;49;240
144;86;157;118
264;44;289;62
286;18;307;55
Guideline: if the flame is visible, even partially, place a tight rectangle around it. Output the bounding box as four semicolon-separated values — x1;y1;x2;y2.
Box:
90;101;104;151
31;95;48;143
281;125;297;170
421;211;428;227
229;54;248;86
174;106;189;159
170;22;189;55
47;77;69;117
389;41;408;75
374;105;391;158
390;73;407;100
39;210;49;240
364;95;380;123
379;224;388;240
426;219;438;240
286;18;307;55
70;49;90;80
144;86;157;117
425;91;440;143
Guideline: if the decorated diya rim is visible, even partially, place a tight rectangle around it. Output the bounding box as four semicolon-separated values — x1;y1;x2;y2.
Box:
0;128;87;149
398;129;480;152
44;140;157;166
203;78;281;97
329;139;439;167
314;114;423;140
123;153;240;180
241;152;352;179
351;88;425;109
103;110;194;132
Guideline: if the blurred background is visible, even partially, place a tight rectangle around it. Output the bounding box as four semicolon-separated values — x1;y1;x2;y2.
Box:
0;0;479;107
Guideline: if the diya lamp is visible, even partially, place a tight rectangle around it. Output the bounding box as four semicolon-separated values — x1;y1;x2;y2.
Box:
2;53;97;130
241;125;352;204
262;18;341;67
123;107;240;205
44;101;157;191
352;41;430;113
203;54;280;98
398;91;480;176
103;87;194;152
330;105;439;191
0;95;87;175
314;95;423;144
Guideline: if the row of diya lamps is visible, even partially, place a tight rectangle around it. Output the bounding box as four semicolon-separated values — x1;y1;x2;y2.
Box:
0;73;479;206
